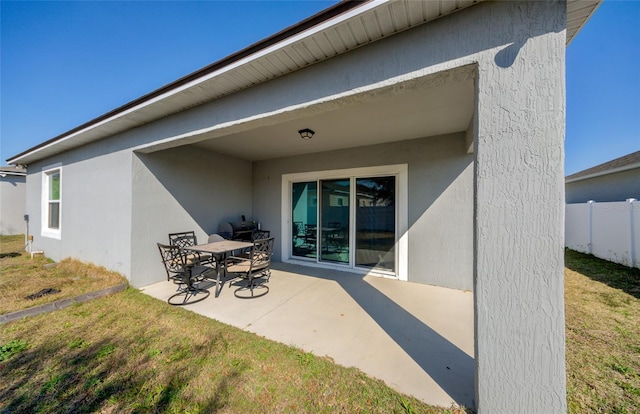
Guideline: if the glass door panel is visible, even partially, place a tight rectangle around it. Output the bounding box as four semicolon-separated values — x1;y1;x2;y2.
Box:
320;179;350;263
292;181;317;259
355;176;395;271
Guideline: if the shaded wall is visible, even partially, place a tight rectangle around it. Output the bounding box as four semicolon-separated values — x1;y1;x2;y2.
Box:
130;146;252;287
253;133;474;291
0;175;26;235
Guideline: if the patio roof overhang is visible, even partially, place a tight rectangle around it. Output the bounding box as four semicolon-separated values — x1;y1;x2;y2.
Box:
7;0;601;166
135;64;476;161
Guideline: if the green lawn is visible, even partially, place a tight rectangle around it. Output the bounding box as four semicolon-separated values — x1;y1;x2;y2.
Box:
565;249;640;413
0;235;126;315
2;234;639;413
0;235;462;413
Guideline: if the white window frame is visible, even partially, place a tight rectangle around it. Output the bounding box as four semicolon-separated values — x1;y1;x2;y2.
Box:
281;164;408;281
41;163;62;239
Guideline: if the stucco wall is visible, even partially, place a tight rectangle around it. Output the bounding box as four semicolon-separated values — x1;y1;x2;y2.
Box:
0;175;26;235
25;146;133;277
471;2;567;412
566;168;640;203
130;146;252;287
19;0;568;411
253;133;474;291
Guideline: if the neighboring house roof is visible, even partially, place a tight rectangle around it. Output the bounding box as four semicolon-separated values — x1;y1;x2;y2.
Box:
566;150;640;183
0;165;27;177
7;0;601;166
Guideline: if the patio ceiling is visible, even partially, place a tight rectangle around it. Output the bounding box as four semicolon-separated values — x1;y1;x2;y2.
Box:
188;71;475;161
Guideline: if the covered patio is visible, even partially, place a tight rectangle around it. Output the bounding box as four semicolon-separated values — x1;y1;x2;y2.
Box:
140;262;474;408
9;1;592;410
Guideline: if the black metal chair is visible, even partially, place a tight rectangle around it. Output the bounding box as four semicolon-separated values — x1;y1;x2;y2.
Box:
251;229;270;241
157;243;213;305
304;224;317;249
168;231;212;267
292;221;304;245
226;237;274;299
168;231;197;248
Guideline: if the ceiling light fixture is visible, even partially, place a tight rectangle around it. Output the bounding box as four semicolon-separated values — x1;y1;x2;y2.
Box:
298;128;315;140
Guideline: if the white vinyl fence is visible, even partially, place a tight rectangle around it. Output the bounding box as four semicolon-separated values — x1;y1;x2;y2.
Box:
566;199;640;269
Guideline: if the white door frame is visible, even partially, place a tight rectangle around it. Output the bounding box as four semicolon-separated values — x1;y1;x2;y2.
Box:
281;164;408;281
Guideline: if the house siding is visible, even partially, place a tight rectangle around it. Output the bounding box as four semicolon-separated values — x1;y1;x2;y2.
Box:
18;1;570;411
566;168;640;203
25;146;133;278
0;174;26;235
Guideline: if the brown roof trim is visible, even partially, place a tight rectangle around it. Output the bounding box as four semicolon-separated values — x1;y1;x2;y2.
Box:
8;0;368;163
566;150;640;182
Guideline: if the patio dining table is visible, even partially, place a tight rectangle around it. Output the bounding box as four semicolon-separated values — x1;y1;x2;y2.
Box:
186;240;253;297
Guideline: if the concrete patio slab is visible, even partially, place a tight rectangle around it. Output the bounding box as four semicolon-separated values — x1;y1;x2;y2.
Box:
140;262;475;409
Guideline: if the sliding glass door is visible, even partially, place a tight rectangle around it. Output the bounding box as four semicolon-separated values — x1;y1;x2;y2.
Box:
291;181;317;259
291;174;396;274
320;179;350;263
355;176;395;271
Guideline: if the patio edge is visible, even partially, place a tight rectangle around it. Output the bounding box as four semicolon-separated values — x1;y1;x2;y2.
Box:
0;283;128;324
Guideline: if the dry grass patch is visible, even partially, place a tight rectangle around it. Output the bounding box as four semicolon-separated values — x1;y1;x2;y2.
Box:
565;249;640;413
0;289;466;413
0;235;126;315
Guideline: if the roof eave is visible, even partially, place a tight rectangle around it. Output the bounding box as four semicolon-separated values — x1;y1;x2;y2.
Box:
8;0;601;166
6;0;370;166
565;162;640;183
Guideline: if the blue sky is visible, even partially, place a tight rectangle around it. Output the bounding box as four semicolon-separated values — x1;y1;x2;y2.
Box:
1;0;638;175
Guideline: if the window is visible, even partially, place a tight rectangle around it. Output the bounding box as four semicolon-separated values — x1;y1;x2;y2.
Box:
282;165;408;280
42;165;62;239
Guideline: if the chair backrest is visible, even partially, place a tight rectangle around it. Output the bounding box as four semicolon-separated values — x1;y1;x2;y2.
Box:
304;224;317;241
157;243;187;281
249;237;274;271
251;230;271;241
169;231;197;248
207;233;225;243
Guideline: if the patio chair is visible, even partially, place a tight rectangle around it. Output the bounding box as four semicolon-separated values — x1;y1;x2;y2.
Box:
226;237;274;299
293;221;304;245
168;231;212;266
235;230;271;259
304;224;317;248
157;243;212;305
251;229;270;241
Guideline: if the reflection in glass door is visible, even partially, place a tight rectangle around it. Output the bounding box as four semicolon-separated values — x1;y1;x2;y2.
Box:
292;182;317;259
320;179;350;263
355;176;395;271
290;174;397;274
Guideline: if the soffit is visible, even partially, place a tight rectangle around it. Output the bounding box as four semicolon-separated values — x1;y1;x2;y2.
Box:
566;0;602;45
9;0;601;165
189;72;475;161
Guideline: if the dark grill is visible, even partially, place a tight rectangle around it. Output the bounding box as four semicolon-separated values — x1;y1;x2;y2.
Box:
218;220;256;241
